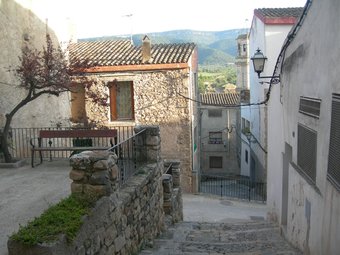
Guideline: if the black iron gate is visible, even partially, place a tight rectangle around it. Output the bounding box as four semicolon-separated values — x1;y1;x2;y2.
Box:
199;174;267;202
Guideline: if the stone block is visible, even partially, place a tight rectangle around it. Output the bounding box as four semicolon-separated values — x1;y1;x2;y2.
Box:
110;165;119;180
89;171;110;185
104;225;117;246
70;153;92;171
147;149;159;162
71;182;83;194
162;174;173;193
114;236;126;252
163;192;172;200
146;135;160;146
93;160;109;171
83;184;111;197
69;170;86;181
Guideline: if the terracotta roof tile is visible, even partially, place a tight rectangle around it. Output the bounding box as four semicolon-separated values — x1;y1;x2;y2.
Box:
256;7;303;18
69;40;196;66
200;93;240;106
254;7;304;24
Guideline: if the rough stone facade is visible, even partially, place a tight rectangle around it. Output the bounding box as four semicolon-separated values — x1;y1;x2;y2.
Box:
74;69;196;193
0;0;71;128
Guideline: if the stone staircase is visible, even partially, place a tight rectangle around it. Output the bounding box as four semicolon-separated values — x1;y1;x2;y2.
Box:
139;220;302;255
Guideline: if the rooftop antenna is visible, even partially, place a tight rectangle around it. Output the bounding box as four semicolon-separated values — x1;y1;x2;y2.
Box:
122;14;133;44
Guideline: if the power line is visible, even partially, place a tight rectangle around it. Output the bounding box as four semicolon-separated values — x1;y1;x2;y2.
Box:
176;91;268;109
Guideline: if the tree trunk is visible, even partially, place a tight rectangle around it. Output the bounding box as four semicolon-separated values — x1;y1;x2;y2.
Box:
1;114;13;163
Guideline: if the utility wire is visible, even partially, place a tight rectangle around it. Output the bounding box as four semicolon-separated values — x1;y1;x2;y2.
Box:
177;91;268;109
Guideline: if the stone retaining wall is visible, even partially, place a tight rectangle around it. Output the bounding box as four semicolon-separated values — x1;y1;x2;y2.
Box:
8;126;183;255
163;161;183;225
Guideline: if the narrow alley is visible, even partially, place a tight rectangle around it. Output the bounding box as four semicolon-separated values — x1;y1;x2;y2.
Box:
139;194;301;255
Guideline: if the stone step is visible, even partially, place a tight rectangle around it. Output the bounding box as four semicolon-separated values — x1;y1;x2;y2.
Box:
139;221;302;255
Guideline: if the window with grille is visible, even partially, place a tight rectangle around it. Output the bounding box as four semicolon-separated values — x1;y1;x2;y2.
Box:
209;132;222;144
299;96;321;118
109;81;134;121
327;93;340;190
208;109;222;117
297;124;317;182
209;156;223;168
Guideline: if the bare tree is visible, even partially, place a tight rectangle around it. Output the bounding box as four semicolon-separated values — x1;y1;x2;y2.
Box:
1;34;100;162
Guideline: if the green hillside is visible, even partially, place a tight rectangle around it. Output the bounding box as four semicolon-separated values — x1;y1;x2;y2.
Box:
80;29;247;66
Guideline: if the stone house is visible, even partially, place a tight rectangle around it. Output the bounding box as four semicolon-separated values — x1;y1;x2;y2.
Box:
69;37;199;193
241;7;303;182
267;0;340;253
199;93;240;176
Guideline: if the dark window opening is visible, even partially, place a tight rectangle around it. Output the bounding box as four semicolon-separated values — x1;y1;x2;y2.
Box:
209;156;223;168
208;109;222;117
297;123;317;182
209;132;222;144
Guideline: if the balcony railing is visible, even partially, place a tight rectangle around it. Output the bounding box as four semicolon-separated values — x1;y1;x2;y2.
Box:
108;128;146;186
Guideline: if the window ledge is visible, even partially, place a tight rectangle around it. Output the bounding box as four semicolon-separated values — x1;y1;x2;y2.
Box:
327;174;340;193
108;121;135;127
290;162;322;196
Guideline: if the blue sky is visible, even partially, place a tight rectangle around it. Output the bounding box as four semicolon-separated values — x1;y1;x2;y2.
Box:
22;0;307;39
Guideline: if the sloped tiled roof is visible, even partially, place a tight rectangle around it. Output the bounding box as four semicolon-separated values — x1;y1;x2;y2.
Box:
254;7;303;24
200;93;240;106
256;7;303;18
68;40;196;66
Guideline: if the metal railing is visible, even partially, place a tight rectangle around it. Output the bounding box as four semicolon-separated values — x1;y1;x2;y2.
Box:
4;126;134;159
108;129;146;186
199;174;267;202
164;162;173;174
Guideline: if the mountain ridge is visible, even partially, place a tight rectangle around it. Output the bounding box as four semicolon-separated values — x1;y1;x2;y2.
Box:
79;28;248;66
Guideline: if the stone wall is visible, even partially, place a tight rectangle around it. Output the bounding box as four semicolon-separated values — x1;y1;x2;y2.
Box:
0;0;71;128
69;162;165;255
8;126;183;255
75;69;194;192
163;161;183;225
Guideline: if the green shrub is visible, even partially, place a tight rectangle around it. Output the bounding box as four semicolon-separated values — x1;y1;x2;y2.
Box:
10;194;96;245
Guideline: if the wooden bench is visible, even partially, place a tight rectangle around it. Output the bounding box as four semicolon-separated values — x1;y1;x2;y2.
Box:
30;129;117;167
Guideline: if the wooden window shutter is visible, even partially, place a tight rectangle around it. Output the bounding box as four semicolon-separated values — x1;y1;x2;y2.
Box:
109;82;117;121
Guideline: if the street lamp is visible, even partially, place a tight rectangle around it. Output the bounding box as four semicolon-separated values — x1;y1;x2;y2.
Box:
251;48;280;81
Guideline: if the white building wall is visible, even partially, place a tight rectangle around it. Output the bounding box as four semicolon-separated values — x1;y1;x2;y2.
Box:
267;0;340;254
0;0;71;128
244;13;296;182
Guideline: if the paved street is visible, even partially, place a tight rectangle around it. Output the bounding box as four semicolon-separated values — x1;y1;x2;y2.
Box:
139;220;301;255
0;160;71;255
140;195;301;255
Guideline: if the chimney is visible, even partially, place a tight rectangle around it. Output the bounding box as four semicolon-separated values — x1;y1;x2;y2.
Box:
142;35;151;63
